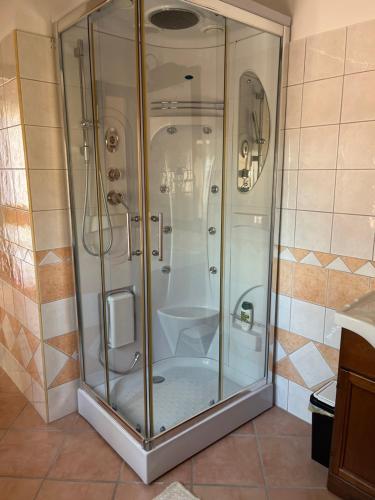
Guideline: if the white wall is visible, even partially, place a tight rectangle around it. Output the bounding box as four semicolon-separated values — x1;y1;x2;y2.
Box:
0;0;83;39
254;0;375;39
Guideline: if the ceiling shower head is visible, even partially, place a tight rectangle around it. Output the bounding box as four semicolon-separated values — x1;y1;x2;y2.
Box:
149;8;199;30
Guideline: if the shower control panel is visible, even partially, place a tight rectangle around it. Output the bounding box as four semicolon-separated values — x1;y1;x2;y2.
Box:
105;127;119;153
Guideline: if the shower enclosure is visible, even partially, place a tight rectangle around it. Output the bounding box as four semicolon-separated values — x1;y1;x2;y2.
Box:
57;0;289;483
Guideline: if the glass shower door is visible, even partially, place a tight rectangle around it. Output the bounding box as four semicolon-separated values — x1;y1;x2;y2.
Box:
142;0;226;436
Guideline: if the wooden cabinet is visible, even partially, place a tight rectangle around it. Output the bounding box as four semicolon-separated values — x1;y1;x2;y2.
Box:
328;329;375;500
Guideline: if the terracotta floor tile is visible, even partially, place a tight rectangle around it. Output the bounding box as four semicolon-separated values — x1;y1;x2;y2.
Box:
268;488;340;499
114;483;166;500
254;407;311;436
59;414;94;433
0;430;64;477
48;432;122;481
11;406;94;433
193;435;264;486
0;430;6;440
259;436;328;488
119;461;142;483
231;420;255;435
0;393;28;428
154;459;192;484
36;479;115;500
193;485;267;499
0;477;42;500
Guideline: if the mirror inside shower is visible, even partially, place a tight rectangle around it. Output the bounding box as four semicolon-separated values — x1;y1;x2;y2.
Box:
237;71;271;192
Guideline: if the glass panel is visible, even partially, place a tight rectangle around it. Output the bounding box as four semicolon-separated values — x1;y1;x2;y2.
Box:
61;21;108;396
142;0;226;436
88;0;147;434
222;21;281;397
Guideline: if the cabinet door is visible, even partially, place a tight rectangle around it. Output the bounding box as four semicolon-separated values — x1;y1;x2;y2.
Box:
330;369;375;497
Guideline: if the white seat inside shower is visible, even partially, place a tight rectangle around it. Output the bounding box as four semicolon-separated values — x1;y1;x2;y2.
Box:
157;306;219;356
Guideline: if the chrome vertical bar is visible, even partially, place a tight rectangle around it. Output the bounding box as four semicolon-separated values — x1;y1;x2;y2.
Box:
158;212;163;262
126;212;133;261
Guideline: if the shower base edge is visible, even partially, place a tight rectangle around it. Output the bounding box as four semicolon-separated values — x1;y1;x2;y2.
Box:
78;384;273;484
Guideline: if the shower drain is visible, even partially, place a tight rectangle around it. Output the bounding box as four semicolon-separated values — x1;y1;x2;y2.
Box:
153;375;165;384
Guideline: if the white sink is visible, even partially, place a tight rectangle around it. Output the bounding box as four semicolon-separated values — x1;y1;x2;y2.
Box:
335;291;375;349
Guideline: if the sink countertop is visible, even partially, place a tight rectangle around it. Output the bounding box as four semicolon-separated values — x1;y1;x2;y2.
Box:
335;291;375;349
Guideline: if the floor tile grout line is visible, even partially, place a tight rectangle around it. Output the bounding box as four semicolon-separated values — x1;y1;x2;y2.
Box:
254;431;270;500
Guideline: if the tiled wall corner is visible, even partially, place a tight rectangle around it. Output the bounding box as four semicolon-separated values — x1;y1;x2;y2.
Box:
277;18;375;422
15;30;78;422
0;30;77;423
0;31;47;420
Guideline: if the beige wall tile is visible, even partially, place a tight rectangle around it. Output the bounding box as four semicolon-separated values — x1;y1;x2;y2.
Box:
277;260;294;296
288;39;305;86
0;86;6;128
16;210;33;250
301;77;343;127
0;33;17;83
29;170;68;211
25;126;65;170
282;170;297;210
283;129;300;170
8;126;25;169
331;214;375;260
20;80;61;127
276;328;310;355
280;209;296;247
285;85;302;129
38;261;75;304
13;170;29;210
304;28;346;81
346;19;375;73
341;71;375;122
17;32;57;83
297;170;335;212
299;125;339;170
292;263;328;306
327;270;369;309
295;211;332;252
33;210;71;251
0;129;11;169
334;170;375;215
4;79;21;127
337;121;375;169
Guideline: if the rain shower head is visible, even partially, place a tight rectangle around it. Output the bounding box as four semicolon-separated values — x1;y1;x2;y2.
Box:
149;8;199;30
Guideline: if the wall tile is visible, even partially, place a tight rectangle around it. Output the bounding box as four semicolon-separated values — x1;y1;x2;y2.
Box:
292;264;328;306
29;170;69;211
277;260;294;296
304;28;346;81
337;121;375;169
38;262;74;304
274;374;288;410
301;77;342;127
327;270;369;309
297;170;335;212
0;129;11;169
0;33;17;83
299;125;339;170
17;32;57;83
24;297;40;338
282;170;297;209
295;211;332;253
4;79;21;127
331;214;375;260
324;308;341;349
289;342;334;388
47;379;79;421
8;126;25;169
288;39;305;86
285;85;302;129
283;129;300;170
341;71;375;122
20;80;61;127
290;298;325;342
276;294;291;331
280;209;295;247
33;210;71;251
25;126;65;170
334;170;375;215
346;19;375;73
41;297;77;340
287;381;312;423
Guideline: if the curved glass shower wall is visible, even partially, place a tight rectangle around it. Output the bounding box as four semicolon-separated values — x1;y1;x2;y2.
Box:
58;0;287;482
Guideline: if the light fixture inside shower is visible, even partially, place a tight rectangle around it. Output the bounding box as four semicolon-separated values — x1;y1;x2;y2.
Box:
149;8;200;30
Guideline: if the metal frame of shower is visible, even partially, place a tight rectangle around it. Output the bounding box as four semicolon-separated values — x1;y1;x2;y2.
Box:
55;0;290;451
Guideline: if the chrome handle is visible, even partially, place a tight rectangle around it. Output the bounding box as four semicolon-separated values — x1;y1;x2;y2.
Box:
158;212;163;261
126;212;132;261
